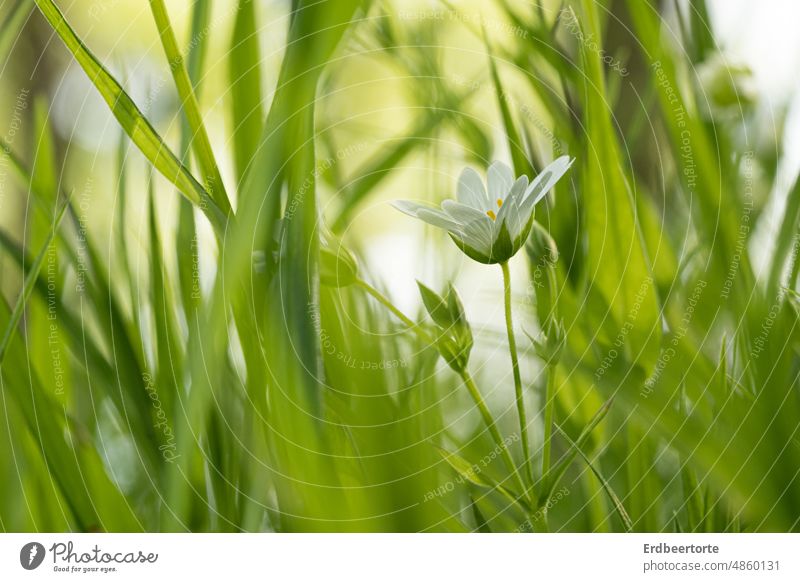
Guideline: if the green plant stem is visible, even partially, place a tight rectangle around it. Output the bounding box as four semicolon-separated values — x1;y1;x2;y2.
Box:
542;363;556;478
501;261;533;487
355;279;434;344
458;369;528;497
356;278;528;498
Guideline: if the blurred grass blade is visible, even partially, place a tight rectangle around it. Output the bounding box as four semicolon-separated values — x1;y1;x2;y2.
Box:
32;0;227;232
148;0;232;216
436;446;531;513
229;0;264;187
768;172;800;296
0;0;33;62
0;195;68;363
175;0;211;316
484;31;533;176
555;423;633;531
539;398;612;504
576;1;661;372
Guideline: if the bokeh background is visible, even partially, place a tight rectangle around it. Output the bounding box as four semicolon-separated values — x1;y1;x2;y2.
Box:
1;0;800;532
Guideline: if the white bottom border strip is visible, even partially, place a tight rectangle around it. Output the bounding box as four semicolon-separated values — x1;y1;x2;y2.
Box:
1;533;797;581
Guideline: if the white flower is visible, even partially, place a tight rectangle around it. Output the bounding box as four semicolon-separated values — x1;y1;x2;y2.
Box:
392;156;574;264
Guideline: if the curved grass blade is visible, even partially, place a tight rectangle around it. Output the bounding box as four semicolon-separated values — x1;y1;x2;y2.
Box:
32;0;227;233
148;0;231;216
436;446;531;514
0;195;69;364
538;397;612;505
484;30;533;177
555;423;633;532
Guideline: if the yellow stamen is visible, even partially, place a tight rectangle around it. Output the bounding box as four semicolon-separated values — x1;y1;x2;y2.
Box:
497;198;503;207
486;209;497;221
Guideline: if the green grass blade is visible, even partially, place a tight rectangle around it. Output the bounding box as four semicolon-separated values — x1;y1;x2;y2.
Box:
484;31;533;177
556;423;633;532
0;0;33;62
0;196;68;364
175;0;211;316
436;446;531;513
576;1;662;372
768;172;800;297
229;0;264;187
148;0;231;216
32;0;227;233
539;398;612;504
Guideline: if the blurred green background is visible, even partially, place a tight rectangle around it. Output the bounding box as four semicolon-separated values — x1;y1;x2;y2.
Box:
1;0;799;532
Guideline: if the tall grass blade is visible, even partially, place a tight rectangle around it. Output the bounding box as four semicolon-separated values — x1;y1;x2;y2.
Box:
32;0;227;232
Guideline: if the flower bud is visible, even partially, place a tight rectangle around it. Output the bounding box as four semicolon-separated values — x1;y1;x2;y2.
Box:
417;281;474;372
526;221;558;267
531;319;565;364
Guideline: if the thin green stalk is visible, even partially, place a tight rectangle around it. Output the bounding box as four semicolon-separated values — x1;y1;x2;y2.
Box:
356;278;528;497
542;364;556;477
459;370;528;497
501;260;533;486
148;0;232;217
355;279;435;345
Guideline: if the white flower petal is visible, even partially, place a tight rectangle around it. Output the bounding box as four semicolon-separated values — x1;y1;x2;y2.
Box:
442;199;488;224
521;156;574;209
494;176;529;239
509;175;529;200
443;201;494;244
487;160;515;203
459;217;495;256
391;199;434;218
494;196;521;241
415;207;467;235
456;167;488;209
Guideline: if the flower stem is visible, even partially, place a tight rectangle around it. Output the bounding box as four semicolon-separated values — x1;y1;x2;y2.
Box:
459;370;528;497
542;363;556;478
355;279;434;345
356;277;528;498
500;261;533;487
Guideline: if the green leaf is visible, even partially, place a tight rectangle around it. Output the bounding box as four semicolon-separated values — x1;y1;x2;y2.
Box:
0;0;33;63
417;281;450;328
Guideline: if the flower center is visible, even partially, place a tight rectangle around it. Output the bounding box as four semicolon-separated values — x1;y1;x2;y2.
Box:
486;198;503;221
